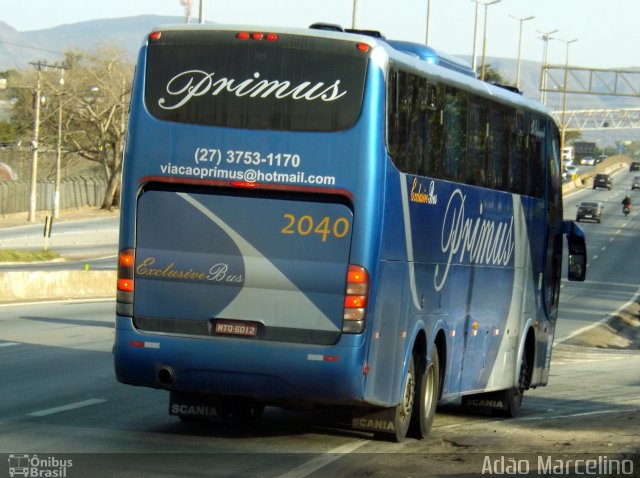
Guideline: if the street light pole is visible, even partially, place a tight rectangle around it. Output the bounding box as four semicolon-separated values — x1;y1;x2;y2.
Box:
480;0;501;81
559;38;578;154
509;14;535;90
537;28;558;104
352;0;358;28
471;0;480;75
425;0;432;45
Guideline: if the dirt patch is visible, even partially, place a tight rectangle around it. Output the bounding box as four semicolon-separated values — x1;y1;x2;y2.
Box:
564;299;640;350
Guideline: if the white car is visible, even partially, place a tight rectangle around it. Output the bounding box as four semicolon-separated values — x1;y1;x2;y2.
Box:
580;157;595;166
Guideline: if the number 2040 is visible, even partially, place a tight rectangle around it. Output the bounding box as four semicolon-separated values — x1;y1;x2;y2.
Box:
281;214;350;242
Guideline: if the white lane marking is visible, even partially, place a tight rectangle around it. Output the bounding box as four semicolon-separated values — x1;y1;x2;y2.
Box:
275;440;370;478
28;398;106;417
437;407;640;429
0;342;19;348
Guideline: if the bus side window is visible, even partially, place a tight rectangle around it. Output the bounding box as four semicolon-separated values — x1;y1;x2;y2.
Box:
528;115;545;198
421;82;441;177
487;106;508;190
466;100;487;187
387;69;398;160
442;86;467;181
508;110;526;194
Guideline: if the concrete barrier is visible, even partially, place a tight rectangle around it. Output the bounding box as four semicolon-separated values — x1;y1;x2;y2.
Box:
562;154;632;195
0;270;116;303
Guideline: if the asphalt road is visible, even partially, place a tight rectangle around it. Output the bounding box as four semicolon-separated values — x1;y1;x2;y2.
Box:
0;216;119;271
558;167;640;342
0;298;638;477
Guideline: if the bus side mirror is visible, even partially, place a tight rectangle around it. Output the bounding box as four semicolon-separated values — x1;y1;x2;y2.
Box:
564;220;587;282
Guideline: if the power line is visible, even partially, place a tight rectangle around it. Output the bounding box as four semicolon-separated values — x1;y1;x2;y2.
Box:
0;39;65;57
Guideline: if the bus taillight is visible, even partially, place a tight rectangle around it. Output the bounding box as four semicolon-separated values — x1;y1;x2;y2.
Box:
117;248;135;316
236;32;279;42
343;265;369;334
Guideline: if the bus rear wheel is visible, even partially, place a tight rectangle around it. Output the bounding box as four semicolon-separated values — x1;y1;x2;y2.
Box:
375;355;416;442
409;344;440;439
496;353;528;418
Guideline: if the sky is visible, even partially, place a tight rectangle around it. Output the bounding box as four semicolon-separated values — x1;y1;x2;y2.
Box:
2;0;639;69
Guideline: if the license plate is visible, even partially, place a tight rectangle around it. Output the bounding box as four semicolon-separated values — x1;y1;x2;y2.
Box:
214;319;258;337
584;214;592;218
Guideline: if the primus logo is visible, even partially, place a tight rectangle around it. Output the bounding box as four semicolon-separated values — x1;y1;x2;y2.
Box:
435;189;515;292
158;70;348;110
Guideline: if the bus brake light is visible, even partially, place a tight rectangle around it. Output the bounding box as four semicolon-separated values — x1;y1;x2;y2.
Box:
230;181;259;188
117;248;135;316
343;265;369;334
236;32;279;42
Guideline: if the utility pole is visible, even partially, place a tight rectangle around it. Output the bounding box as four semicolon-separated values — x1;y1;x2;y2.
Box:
53;70;65;219
27;61;69;223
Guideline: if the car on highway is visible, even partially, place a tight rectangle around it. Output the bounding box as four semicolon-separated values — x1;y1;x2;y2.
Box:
630;162;640;172
632;176;640;190
592;173;612;190
576;201;603;223
580;157;596;166
562;165;579;182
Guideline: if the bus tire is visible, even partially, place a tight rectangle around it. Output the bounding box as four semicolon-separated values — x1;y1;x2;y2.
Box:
496;353;528;418
409;344;439;439
375;355;415;442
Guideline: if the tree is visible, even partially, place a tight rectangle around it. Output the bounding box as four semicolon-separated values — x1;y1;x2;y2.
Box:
8;46;133;210
479;64;511;85
60;47;133;209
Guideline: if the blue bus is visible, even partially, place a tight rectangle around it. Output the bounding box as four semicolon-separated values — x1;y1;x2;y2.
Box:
114;23;586;442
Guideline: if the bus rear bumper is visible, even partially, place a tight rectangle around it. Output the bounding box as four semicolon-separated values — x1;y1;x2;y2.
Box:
114;316;368;405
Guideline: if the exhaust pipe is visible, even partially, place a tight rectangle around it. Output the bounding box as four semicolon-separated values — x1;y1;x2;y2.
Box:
157;367;175;385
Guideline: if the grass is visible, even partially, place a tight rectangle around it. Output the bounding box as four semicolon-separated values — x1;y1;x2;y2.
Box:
0;249;60;262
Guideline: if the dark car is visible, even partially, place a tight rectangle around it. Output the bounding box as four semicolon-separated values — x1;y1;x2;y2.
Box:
576;201;603;223
630;162;640;172
632;176;640;190
593;173;612;190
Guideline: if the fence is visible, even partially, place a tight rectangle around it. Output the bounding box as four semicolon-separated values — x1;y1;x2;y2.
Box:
0;177;108;216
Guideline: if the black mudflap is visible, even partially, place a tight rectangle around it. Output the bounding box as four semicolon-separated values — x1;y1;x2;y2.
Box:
169;391;219;419
462;391;509;411
351;407;397;434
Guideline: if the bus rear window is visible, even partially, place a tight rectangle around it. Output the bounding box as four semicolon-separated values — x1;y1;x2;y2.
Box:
144;30;368;132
